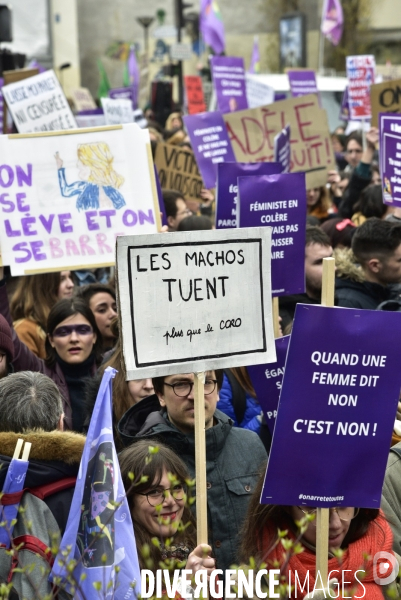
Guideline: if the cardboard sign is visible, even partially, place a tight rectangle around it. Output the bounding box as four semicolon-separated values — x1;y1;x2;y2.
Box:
262;304;401;508
274;125;291;173
101;97;133;125
215;161;282;229
248;335;290;434
223;94;335;188
371;78;401;127
346;55;375;120
184;76;207;115
210;56;248;114
287;69;319;102
183;112;236;188
245;75;274;109
2;69;77;133
0;124;159;275
117;228;276;379
70;87;97;112
238;172;306;296
379;113;401;206
154;142;204;204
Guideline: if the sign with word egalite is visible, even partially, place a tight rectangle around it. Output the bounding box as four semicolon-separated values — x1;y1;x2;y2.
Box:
117;228;276;379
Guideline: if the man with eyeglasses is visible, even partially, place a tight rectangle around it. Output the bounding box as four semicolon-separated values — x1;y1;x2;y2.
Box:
117;369;267;573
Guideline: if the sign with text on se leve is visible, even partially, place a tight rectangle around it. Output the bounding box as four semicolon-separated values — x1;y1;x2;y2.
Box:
117;228;276;379
262;304;401;508
0;124;159;275
223;94;335;189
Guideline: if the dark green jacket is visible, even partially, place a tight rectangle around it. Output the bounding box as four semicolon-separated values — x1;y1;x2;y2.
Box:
118;399;267;571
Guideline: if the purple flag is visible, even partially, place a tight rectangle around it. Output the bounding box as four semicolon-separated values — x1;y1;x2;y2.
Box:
248;37;260;74
125;46;140;109
262;304;401;508
200;0;225;55
50;367;140;598
321;0;343;46
248;335;290;435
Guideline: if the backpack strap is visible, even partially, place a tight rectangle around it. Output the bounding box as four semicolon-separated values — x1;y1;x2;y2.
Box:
0;476;76;506
224;369;247;426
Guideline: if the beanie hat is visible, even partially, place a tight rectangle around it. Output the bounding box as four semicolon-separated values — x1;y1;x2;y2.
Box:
0;315;14;362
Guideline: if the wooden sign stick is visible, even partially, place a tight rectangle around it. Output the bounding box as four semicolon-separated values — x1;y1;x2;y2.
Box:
194;371;208;545
12;439;24;460
272;296;280;338
316;256;336;584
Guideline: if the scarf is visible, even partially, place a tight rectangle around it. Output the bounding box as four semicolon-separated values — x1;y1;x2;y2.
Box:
262;511;393;599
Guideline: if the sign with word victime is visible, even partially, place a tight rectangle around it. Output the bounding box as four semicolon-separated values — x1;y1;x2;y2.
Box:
154;142;204;204
262;304;401;508
371;78;401;127
117;228;275;379
223;94;334;188
2;69;77;133
0;124;159;275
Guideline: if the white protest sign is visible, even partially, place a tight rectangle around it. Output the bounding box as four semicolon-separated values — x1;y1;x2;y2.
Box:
246;74;274;108
117;228;276;379
0;124;159;275
2;69;77;133
101;97;133;125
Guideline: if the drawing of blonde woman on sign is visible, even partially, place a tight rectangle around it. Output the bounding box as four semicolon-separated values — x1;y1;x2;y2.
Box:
55;142;126;212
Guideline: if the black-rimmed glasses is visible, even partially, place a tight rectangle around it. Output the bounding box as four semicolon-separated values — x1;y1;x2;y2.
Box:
164;379;217;397
139;484;186;506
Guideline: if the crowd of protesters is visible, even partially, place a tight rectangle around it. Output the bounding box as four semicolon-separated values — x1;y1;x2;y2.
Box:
2;105;401;599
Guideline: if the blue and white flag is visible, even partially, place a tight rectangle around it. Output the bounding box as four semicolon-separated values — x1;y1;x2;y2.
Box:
50;367;140;599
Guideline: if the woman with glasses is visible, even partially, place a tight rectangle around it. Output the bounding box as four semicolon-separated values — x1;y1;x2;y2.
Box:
239;469;395;598
119;440;216;588
0;266;102;432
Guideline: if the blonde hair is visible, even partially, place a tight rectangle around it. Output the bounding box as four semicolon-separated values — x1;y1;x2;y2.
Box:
77;142;124;189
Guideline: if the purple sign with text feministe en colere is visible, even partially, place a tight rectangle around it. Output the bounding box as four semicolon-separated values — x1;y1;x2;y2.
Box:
215;161;282;229
183;111;236;189
248;335;290;435
262;304;401;508
379;113;401;206
238;172;306;296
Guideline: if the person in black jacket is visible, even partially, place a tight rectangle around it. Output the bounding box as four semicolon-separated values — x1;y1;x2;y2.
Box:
336;218;401;309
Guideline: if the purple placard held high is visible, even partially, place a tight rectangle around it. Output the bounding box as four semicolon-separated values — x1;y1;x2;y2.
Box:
287;70;320;105
183;111;236;189
238;172;307;296
379;113;401;206
248;335;290;435
109;86;135;109
274;125;291;173
210;56;248;114
339;86;349;121
216;161;282;229
262;304;401;508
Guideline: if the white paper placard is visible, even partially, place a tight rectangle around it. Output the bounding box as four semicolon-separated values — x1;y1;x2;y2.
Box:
2;69;77;133
101;97;133;125
0;124;159;275
246;74;275;109
117;227;276;379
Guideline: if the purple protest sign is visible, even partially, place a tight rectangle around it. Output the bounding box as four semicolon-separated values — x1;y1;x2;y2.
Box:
379;113;401;206
183;111;236;189
287;70;320;105
0;78;3;135
274;92;287;102
210;56;248;114
154;165;167;227
262;304;401;508
339;86;349;121
274;125;291;173
109;87;135;109
216;161;282;229
238;172;307;296
248;335;290;435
